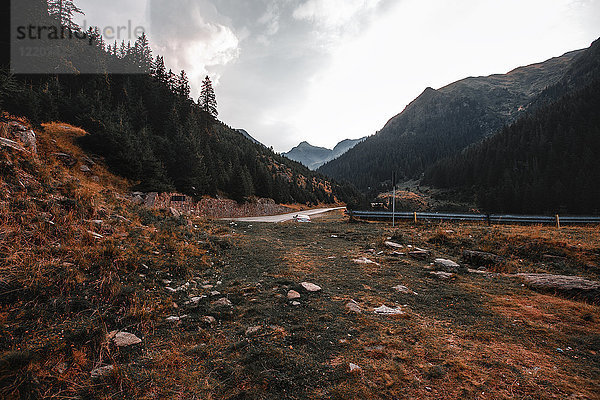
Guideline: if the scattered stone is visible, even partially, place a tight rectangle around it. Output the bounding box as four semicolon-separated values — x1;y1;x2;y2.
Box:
112;332;142;347
201;316;216;325
385;241;403;249
301;282;322;292
346;300;362;314
393;285;417;295
288;290;301;300
210;291;221;297
245;326;262;336
188;296;206;305
374;305;405;315
349;363;362;372
291;301;301;306
429;271;455;279
166;315;187;322
202;285;214;290
434;258;466;273
353;257;380;265
169;207;181;218
53;152;77;167
80;164;91;173
90;365;115;379
212;298;233;307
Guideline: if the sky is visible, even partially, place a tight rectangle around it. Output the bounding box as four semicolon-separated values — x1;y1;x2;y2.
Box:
75;0;600;152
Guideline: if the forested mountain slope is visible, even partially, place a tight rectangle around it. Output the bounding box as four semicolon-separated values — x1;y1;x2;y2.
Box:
0;0;362;206
318;49;584;190
423;38;600;214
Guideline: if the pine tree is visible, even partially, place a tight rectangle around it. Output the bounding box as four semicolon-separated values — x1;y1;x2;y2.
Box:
134;33;153;73
176;70;191;98
47;0;83;30
199;75;218;118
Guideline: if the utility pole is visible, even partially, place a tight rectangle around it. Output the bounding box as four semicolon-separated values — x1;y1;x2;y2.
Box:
392;172;396;227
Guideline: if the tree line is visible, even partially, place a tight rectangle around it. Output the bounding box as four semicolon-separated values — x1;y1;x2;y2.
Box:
1;0;364;206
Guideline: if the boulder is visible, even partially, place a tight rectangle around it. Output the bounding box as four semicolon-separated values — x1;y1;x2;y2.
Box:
434;258;466;273
429;271;455;279
346;300;362;314
212;298;233;307
385;241;403;249
301;282;322;292
517;273;600;303
374;305;405;315
112;332;142;347
287;290;301;300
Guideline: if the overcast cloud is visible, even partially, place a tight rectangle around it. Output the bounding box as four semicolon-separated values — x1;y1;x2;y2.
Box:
76;0;600;152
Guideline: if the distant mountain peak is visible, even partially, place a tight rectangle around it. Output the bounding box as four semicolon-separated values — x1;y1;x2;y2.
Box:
283;137;366;170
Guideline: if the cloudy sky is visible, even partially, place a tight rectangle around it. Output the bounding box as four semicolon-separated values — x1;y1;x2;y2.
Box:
76;0;600;152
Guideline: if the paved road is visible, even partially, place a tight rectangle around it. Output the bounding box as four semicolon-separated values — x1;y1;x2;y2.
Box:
229;207;346;223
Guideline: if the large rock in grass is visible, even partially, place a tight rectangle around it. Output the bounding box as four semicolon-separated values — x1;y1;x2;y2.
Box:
301;282;322;292
434;258;467;274
517;274;600;303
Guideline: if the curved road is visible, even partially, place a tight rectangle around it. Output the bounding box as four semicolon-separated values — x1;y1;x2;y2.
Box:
229;207;346;223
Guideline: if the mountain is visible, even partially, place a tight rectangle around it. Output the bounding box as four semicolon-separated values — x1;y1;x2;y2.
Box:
283;137;366;170
318;49;584;191
0;1;364;208
423;37;600;214
236;129;262;146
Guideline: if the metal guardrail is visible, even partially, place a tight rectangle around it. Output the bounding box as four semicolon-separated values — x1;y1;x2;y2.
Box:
347;211;600;225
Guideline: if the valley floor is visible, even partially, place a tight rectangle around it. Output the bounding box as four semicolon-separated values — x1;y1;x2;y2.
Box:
1;120;599;399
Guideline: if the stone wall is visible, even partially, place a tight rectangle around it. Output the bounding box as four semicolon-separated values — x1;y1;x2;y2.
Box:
136;192;292;219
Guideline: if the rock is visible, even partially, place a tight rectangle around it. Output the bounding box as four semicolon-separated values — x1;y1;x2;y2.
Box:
0;137;27;153
210;291;221;297
288;290;301;300
353;257;380;265
53;152;77;167
166;315;187;322
349;363;362;372
429;271;455;279
301;282;322;292
434;258;466;273
385;241;403;249
346;300;362;313
112;332;142;347
80;164;91;173
517;273;600;302
212;298;233;307
409;250;430;260
201;316;216;325
90;365;115;379
393;285;417;295
291;301;301;306
374;305;405;315
245;326;262;336
17;129;37;154
188;296;206;305
463;250;505;267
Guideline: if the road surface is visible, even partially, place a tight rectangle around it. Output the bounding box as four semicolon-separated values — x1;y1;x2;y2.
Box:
229;207;346;223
